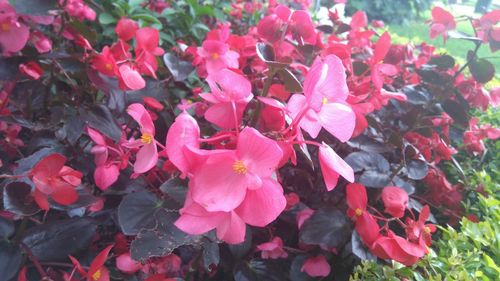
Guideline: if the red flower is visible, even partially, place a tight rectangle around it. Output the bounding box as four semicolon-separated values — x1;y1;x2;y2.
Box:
381;186;408;218
371;231;427;266
429;7;456;42
346;183;380;246
69;245;113;281
19;61;44;80
29;153;82;210
405;205;436;247
115;18;138;41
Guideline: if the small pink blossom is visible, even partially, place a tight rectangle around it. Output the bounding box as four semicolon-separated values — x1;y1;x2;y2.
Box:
301;255;331;277
257;237;288;259
197;39;239;74
126;103;158;174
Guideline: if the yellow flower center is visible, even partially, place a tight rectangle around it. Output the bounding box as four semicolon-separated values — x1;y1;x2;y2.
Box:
232;160;247;174
322;97;328;105
91;269;101;281
1;23;9;32
424;226;431;234
211;53;219;59
105;63;113;71
140;133;153;144
354;208;363;217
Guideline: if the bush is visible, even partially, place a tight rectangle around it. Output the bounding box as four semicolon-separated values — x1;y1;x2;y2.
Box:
345;0;432;24
0;1;498;281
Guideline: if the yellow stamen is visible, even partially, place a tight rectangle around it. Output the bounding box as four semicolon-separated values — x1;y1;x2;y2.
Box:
1;23;9;32
91;269;101;281
140;133;153;144
211;53;219;59
105;63;113;71
322;97;328;105
232;160;247;174
424;226;431;234
354;208;363;217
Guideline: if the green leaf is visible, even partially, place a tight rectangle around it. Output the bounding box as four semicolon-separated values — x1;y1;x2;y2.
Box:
99;13;116;25
277;69;303;93
118;191;163;236
299;208;351;248
22;218;97;261
130;209;199;261
469;58;495;84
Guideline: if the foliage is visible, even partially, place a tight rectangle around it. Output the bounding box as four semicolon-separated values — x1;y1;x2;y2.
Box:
345;0;433;24
0;1;499;281
351;169;500;281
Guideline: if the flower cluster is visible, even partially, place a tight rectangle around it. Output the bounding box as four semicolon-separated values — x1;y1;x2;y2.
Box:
0;0;499;280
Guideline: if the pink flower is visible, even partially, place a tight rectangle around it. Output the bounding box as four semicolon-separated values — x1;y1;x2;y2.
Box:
116;253;142;274
381;186;408;218
189;127;283;212
117;64;146;91
116;18;139;41
318;142;354;191
165;111;200;177
287;55;355;141
29;153;82;210
30;31;52;53
175;177;286;244
201;69;253;129
197;39;239;74
429;7;456;42
0;1;30;55
257;237;288;259
19;61;44;80
126;103;158;174
301;255;331;277
296;207;314;229
135;27;164;78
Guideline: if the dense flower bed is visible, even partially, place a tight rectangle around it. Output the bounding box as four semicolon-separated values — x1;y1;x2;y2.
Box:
0;1;498;280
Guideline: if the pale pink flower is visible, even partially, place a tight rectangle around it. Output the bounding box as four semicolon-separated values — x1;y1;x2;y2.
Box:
201;69;253;129
301;255;331;277
287;55;355;142
257;237;288;259
126;103;158;174
189;127;283;212
318;142;354;191
197;39;239;74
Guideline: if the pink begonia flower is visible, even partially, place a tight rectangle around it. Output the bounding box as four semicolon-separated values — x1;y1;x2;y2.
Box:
201;69;253;129
189;127;283;212
175;177;286;244
30;31;52;53
126;103;158;174
116;253;142;274
197;39;239;74
87;127;124;190
296;207;314;229
0;0;30;55
318;142;354;191
94;164;120;191
257;237;288;259
165;111;200;177
301;255;331;277
135;27;165;78
381;186;409;218
287;55;355;142
429;7;456;42
118;64;146;91
116;18;138;41
29;153;82;210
